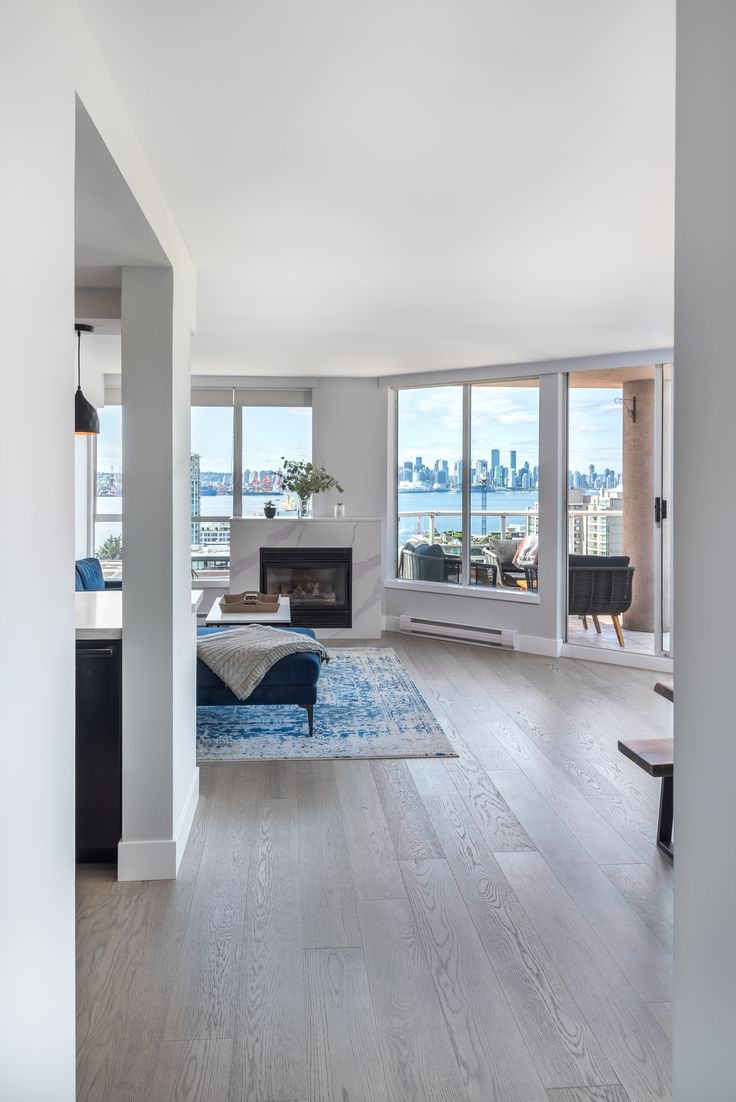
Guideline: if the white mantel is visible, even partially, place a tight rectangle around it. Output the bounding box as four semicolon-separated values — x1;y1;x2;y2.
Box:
229;517;383;638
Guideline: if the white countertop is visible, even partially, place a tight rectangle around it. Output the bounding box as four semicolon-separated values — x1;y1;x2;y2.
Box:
75;589;204;640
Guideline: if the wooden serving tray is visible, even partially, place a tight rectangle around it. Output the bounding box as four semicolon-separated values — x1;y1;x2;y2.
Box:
219;592;280;614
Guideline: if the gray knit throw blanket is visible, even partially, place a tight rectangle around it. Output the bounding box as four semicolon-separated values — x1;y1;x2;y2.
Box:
197;625;330;701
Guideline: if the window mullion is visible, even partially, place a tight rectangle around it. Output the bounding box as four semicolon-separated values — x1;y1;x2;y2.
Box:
88;433;97;557
232;403;243;517
461;385;471;586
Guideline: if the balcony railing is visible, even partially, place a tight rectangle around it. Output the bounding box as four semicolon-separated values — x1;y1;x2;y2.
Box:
398;507;623;548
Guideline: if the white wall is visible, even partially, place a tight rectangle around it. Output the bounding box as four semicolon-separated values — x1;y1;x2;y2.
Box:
674;3;736;1098
1;7;76;1098
311;377;389;520
1;2;195;1093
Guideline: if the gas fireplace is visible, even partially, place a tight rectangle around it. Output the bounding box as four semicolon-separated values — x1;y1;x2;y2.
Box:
260;547;352;628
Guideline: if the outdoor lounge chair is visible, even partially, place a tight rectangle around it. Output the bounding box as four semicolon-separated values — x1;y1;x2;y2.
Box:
398;537;460;583
567;554;635;646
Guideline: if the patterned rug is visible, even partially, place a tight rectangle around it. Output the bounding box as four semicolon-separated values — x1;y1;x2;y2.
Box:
196;646;456;761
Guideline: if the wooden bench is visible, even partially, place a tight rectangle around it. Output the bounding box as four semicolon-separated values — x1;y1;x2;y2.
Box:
618;735;673;858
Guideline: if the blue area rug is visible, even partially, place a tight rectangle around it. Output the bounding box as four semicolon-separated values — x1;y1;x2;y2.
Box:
196;646;456;761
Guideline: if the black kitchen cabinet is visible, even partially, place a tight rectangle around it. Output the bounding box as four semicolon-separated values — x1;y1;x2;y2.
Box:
75;639;122;862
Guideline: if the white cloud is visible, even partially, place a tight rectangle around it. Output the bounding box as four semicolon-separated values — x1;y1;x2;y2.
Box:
497;411;538;425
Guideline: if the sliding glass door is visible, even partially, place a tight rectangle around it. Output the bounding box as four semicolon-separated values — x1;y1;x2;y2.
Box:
566;365;672;656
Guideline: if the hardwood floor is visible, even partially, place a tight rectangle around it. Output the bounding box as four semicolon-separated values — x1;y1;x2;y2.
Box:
76;633;673;1101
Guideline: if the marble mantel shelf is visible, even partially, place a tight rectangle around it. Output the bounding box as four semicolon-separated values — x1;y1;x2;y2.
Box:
231;517;381;523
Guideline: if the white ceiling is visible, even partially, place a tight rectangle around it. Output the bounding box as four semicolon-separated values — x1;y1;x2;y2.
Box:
75;99;167;283
78;0;675;378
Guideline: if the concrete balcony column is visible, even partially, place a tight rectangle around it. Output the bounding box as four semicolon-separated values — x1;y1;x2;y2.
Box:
621;378;654;631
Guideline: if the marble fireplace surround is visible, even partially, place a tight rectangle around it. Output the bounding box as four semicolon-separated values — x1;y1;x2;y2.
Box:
229;517;383;638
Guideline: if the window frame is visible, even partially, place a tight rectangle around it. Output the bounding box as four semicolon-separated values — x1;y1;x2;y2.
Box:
94;391;313;578
393;377;541;597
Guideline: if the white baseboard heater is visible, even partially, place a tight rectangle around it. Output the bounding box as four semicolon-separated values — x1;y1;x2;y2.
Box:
399;614;517;649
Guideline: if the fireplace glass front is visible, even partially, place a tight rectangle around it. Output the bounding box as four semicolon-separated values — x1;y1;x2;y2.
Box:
260;548;352;627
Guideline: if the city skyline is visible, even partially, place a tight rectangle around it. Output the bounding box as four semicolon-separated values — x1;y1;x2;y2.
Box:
397;384;624;474
98;385;625;485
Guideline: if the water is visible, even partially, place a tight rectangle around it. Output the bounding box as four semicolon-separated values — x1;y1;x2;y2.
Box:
94;488;539;553
396;488;538;546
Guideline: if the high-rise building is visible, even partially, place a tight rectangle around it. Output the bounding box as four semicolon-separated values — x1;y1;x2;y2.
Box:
584;487;623;556
190;453;201;546
491;448;500;471
510;449;517;470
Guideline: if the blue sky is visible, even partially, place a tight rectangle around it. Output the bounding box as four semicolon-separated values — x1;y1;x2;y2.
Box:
398;384;623;474
97;406;312;474
97;385;623;478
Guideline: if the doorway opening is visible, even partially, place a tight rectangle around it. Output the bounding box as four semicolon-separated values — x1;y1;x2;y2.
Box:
566;364;672;657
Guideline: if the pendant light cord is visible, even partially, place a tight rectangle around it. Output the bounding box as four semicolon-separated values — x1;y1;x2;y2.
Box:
77;327;82;390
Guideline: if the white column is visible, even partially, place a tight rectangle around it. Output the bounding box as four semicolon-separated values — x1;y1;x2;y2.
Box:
675;3;736;1098
0;11;75;1098
119;267;198;881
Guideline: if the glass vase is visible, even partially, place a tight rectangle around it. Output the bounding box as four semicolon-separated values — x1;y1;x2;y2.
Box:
297;494;311;518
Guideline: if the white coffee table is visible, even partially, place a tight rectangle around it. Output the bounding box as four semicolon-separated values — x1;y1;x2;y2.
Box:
205;596;292;627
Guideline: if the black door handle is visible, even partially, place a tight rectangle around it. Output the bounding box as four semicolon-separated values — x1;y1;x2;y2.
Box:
654;497;661;524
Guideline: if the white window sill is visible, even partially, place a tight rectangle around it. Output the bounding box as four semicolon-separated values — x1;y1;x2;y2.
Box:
384;578;540;604
191;577;229;589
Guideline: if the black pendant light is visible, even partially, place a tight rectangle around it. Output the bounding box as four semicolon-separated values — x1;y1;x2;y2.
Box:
74;323;100;435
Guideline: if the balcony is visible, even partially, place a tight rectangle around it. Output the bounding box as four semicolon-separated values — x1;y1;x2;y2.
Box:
397;506;664;653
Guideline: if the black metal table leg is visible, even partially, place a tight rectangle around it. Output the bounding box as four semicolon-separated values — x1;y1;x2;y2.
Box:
657;775;674;858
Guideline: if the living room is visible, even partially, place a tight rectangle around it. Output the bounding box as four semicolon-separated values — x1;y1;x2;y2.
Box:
4;3;734;1101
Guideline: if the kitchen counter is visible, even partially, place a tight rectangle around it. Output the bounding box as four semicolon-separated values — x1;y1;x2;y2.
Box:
75;589;204;639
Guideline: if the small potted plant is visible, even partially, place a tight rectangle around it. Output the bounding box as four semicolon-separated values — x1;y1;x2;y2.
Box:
280;458;344;518
263;500;277;518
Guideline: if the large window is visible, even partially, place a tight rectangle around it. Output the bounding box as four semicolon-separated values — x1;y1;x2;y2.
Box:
190;395;312;577
94;394;312;582
396;380;540;591
190;406;234;577
242;406;312;515
397;386;464;583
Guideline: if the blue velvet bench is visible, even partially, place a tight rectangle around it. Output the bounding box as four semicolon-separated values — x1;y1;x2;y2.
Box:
196;625;321;735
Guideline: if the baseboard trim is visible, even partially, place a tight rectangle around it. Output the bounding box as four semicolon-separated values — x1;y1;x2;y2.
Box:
561;643;674;672
118;767;200;883
174;766;200;874
516;634;563;657
117;837;177;882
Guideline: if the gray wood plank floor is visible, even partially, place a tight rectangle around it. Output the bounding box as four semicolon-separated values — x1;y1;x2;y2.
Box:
77;633;673;1102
